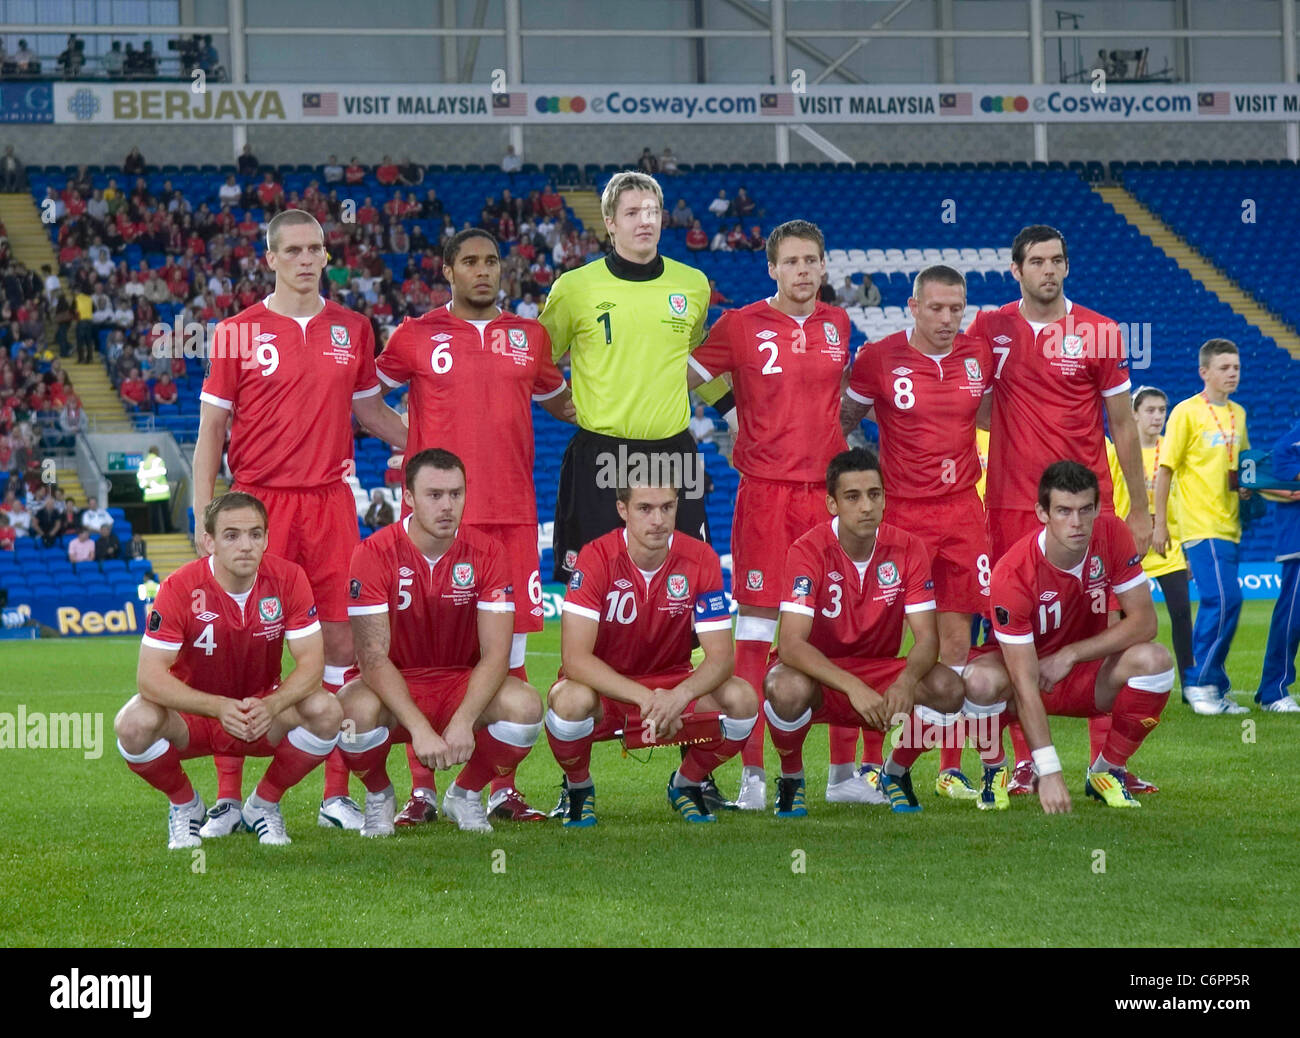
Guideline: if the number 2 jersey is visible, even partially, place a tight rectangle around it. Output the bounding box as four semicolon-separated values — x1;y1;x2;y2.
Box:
989;513;1146;658
141;553;321;698
561;527;732;677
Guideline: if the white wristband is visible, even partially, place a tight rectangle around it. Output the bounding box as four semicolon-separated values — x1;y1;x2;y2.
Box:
1032;745;1062;777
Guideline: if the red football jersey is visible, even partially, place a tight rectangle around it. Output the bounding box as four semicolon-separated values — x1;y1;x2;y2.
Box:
141;553;320;698
846;330;992;499
990;513;1146;658
967;299;1130;514
781;519;935;660
688;300;850;483
377;304;565;525
346;519;514;671
200;298;380;489
562;528;732;677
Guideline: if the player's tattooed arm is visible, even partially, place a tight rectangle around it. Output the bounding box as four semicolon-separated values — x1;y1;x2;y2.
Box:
351;393;408;451
351;611;429;738
839;392;872;439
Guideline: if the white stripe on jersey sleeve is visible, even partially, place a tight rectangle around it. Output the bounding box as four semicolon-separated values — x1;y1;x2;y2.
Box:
904;600;936;614
693;618;733;634
351;383;382;400
562;602;601;621
141;635;182;651
686;355;715;383
346;604;389;616
532;382;566;402
1112;573;1147;594
198;391;233;410
1100;379;1133;398
377;369;406;389
476;602;515;612
845;385;874;406
285;620;322;640
993;630;1036;645
779;601;815;617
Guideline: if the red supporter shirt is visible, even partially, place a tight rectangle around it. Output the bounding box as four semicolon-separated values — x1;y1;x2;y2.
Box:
846;330;992;499
688;300;850;483
378;304;565;525
142;554;320;698
780;519;935;660
562;528;732;677
967;299;1130;514
120;379;148;404
989;513;1146;658
346;520;514;672
201;298;381;489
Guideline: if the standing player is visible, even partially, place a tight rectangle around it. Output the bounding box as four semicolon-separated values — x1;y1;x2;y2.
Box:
1254;416;1300;712
544;482;758;827
376;228;573;824
193;209;408;835
1154;339;1251;715
336;449;544;835
114;493;342;848
763;449;965;816
967;224;1152;793
963;462;1175;812
840;265;993;801
685;219;858;811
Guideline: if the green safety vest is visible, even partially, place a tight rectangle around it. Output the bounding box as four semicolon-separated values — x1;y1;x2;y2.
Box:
137;578;160;601
137;455;170;502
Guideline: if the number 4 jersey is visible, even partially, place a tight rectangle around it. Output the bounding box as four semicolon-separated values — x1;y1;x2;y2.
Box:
561;528;732;677
141;554;321;697
989;513;1146;658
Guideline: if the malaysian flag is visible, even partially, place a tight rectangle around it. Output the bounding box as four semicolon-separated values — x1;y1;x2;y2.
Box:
492;92;528;117
302;92;338;117
760;92;794;117
939;91;972;116
1198;91;1230;115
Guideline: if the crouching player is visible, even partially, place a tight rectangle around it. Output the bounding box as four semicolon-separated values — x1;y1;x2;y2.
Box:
337;448;543;835
963;461;1175;812
763;448;964;816
544;481;758;827
115;493;341;849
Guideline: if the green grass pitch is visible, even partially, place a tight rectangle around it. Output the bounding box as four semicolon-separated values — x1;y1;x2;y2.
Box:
2;601;1297;947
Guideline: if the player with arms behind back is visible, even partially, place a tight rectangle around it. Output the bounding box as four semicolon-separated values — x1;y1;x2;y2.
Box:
686;219;859;811
963;462;1175;813
193;209;408;835
338;449;543;835
544;482;758;827
376;228;573;825
763;449;965;816
114;493;342;848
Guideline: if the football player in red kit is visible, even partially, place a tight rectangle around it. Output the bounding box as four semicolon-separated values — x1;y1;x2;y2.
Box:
337;449;545;835
114;493;342;848
962;461;1174;812
544;482;758;827
762;449;965;816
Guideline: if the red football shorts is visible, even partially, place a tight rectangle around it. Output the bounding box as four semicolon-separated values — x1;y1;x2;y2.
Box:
385;667;474;740
732;476;829;609
986;507;1042;564
547;667;697;742
886;490;990;616
234;480;359;623
965;644;1106;718
180;687;280;758
765;656;909;728
463;521;543;634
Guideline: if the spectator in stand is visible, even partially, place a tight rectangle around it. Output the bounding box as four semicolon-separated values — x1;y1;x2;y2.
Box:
733;186;757;218
218;174;241;207
12;39;35;73
364;488;395;531
119;367;149;411
539;182;563;219
0;512;14;551
152;372;178;407
708;225;731;252
660;147;680;175
375;155;400;186
725;222;747;251
685;219;708;252
322;154;344;183
1;490;31;537
43;265;61;304
636;147;659;174
817;271;836;303
94;519;121;561
68;526;95;563
126;530;148;560
397;157;424;186
689;403;716;445
515;292;540;320
836;275;866;308
707;190;729;219
256;171;284;213
344;157;366;185
102;41;124;77
123;146;145;176
236;144;259;178
707;279;733;306
357;197;379;227
52;291;75;357
501;145;522;173
35;496;64;547
860;272;882;307
1;145;24;193
669;198;695;228
420;188;444;220
746;224;765;251
81;496;112;534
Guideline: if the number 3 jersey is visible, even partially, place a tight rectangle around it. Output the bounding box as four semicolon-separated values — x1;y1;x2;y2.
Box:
780;519;936;660
141;554;321;698
200;298;381;490
989;513;1146;658
561;528;732;677
845;330;992;500
347;519;515;671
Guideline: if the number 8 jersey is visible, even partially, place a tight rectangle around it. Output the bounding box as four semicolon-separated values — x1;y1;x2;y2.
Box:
561;528;732;677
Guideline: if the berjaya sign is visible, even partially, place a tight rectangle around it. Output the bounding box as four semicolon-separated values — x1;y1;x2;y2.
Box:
53;82;1300;125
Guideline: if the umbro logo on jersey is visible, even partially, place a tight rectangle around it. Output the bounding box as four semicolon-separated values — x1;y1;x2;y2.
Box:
595;301;615;310
828;571;844;582
993;335;1012;345
614;579;633;591
1039;591;1058;603
891;367;913;377
196;611;219;622
254;332;276;344
756;330;778;340
432;333;453;342
399;567;414;577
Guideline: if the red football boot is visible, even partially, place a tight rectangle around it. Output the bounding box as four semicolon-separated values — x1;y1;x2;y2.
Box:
394;791;437;826
1007;759;1039;796
487;787;548;822
1121;769;1159;795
